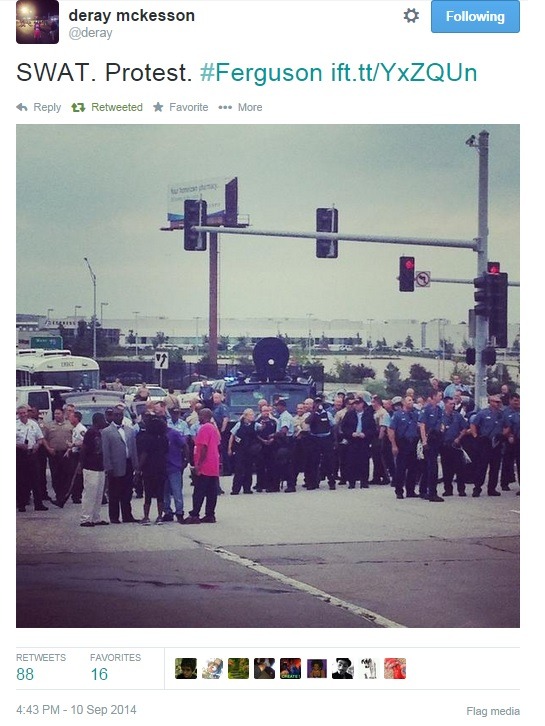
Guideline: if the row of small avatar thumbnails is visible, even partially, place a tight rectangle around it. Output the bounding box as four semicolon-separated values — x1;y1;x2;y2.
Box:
175;658;407;680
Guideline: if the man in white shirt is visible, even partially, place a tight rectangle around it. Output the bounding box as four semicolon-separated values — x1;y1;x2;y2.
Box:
16;405;47;512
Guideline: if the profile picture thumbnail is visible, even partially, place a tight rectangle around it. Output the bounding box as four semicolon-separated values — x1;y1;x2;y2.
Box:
228;658;250;679
307;659;327;678
384;658;406;679
202;657;223;679
16;1;59;44
331;657;353;679
174;658;197;680
254;658;275;679
279;658;301;679
361;658;377;679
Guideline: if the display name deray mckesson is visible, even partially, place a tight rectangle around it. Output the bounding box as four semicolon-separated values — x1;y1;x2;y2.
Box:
17;63;190;82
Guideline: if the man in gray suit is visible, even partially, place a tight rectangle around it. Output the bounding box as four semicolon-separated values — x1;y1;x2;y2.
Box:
101;405;140;523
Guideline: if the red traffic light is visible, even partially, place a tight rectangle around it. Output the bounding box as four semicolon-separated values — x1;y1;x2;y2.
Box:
487;261;500;274
404;258;415;270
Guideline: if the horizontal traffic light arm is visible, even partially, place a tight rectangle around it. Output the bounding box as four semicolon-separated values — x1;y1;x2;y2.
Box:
191;226;478;250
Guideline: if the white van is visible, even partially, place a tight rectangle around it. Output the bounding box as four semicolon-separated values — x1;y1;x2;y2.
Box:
16;386;73;423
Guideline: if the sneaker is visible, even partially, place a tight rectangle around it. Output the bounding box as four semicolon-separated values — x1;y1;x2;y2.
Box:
155;516;165;525
443;491;453;497
488;491;501;497
161;512;174;522
406;492;418;498
200;515;217;523
175;513;185;524
80;521;95;527
458;492;467;497
94;520;110;526
396;493;404;499
181;515;201;525
501;485;511;491
472;490;481;498
428;495;445;502
140;517;151;525
284;487;296;493
50;499;65;509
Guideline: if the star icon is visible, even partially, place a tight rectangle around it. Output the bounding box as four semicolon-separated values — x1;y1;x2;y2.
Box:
153;101;163;112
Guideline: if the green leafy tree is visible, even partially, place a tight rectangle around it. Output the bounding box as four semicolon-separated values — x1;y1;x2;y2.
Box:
384;363;403;397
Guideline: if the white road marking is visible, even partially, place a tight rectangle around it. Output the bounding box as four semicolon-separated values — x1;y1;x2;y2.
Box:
209;545;406;628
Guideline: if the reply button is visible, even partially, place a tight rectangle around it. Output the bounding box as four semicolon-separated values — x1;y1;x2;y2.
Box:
431;1;520;33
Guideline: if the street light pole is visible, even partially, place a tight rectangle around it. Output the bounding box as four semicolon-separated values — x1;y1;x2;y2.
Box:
46;308;54;322
84;257;97;359
74;305;82;322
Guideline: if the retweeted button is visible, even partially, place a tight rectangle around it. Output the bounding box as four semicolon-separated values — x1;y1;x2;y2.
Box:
431;1;520;33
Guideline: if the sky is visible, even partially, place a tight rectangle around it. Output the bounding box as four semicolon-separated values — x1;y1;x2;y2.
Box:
16;124;519;327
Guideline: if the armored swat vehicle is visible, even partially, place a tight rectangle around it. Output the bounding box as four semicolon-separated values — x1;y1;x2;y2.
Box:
223;337;318;422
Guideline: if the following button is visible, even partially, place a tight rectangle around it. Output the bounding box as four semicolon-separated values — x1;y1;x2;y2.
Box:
431;1;520;33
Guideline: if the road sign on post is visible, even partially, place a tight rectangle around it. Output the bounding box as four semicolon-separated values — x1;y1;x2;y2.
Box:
154;351;169;370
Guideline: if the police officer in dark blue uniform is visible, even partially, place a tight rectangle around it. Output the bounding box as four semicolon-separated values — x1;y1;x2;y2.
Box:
501;392;520;493
418;390;445;502
469;394;504;497
388;396;420;499
305;397;336;490
439;396;470;496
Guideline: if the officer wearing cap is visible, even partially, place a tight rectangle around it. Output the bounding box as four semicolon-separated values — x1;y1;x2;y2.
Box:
418;390;445;502
305;396;336;490
388;396;420;499
469;395;504;497
270;398;295;492
340;392;376;489
439;396;470;496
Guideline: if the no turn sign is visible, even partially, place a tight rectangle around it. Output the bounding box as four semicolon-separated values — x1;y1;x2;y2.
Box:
415;271;431;288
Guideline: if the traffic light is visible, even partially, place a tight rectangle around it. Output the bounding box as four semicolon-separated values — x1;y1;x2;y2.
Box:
488;272;508;347
399;256;415;292
465;348;476;365
487;261;501;274
316;207;338;258
473;273;492;317
183;199;208;251
482;347;497;366
473;270;508;347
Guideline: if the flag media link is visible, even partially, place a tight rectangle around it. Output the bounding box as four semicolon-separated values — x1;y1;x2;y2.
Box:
197;62;477;86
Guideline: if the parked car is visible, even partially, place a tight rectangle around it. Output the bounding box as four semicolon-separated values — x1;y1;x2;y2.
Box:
62;390;132;427
124;385;168;411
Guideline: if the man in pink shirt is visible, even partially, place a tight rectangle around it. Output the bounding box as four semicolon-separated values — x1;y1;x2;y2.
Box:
182;409;221;524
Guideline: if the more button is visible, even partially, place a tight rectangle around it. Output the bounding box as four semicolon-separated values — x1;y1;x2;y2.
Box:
431;1;520;33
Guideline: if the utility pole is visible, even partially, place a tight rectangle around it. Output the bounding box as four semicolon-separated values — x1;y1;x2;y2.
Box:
84;257;97;359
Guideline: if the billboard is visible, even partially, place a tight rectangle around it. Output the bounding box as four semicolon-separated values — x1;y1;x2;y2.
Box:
167;175;237;228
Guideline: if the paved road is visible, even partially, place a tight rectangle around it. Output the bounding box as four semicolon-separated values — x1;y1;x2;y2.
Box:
17;479;519;629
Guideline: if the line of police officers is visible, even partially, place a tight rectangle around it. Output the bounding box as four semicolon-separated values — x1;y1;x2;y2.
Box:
225;389;520;501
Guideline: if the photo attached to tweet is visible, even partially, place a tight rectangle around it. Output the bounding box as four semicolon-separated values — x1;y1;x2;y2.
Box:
8;0;533;722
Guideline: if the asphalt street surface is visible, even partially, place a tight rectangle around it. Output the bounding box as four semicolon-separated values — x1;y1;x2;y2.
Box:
17;480;520;629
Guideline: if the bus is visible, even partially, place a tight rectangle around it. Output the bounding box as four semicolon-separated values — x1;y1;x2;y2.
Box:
15;349;100;390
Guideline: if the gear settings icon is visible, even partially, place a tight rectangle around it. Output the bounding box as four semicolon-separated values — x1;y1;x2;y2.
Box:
404;8;419;23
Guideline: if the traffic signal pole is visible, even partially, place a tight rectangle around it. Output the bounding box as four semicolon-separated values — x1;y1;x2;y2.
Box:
209;231;219;365
474;130;490;408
